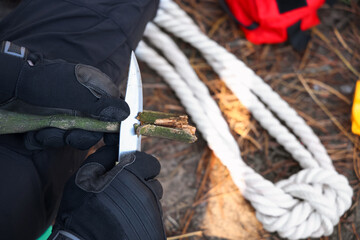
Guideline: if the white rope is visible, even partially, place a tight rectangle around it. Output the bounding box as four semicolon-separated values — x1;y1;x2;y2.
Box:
136;0;353;239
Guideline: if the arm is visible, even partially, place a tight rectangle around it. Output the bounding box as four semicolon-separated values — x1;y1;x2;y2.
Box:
0;0;160;238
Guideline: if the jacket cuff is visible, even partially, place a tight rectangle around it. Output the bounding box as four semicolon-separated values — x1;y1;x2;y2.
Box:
0;41;27;104
48;230;84;240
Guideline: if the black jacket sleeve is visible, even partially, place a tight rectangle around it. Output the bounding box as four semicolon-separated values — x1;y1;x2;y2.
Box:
0;0;159;83
0;0;159;239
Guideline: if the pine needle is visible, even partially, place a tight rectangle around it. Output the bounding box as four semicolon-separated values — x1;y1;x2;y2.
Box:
312;27;360;78
297;74;357;145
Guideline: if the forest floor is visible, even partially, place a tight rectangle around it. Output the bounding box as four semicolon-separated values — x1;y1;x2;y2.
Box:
1;0;359;239
140;1;360;239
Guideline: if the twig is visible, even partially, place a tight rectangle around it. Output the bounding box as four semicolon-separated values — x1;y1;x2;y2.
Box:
334;27;353;54
353;137;360;181
352;223;360;240
299;41;313;70
338;220;343;240
208;15;228;38
0;109;118;134
181;152;215;235
135;124;197;143
305;78;351;104
167;231;203;240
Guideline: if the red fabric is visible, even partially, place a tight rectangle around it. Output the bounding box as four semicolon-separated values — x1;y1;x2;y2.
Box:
225;0;325;44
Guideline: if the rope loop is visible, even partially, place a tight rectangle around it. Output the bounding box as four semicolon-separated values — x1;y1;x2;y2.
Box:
137;1;353;239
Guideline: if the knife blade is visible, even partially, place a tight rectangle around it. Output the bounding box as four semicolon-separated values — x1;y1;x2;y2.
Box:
118;51;143;162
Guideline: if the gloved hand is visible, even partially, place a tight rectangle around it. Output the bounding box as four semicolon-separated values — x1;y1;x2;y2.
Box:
0;133;95;240
49;144;166;240
0;41;129;122
0;40;130;150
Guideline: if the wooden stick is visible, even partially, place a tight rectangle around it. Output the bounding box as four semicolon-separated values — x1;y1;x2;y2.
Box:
135;124;197;143
0;109;197;143
137;110;180;124
0;109;118;134
138;110;196;135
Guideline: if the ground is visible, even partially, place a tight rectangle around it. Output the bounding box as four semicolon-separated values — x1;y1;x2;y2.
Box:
1;1;359;239
140;1;360;239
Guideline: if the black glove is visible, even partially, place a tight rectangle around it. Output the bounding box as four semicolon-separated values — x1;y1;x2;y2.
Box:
0;41;129;122
0;41;130;150
0;133;92;240
49;146;166;240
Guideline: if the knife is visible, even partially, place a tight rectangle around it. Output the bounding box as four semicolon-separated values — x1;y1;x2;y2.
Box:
118;51;143;162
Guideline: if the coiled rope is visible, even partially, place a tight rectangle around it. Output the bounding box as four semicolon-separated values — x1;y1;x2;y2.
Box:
136;0;353;239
